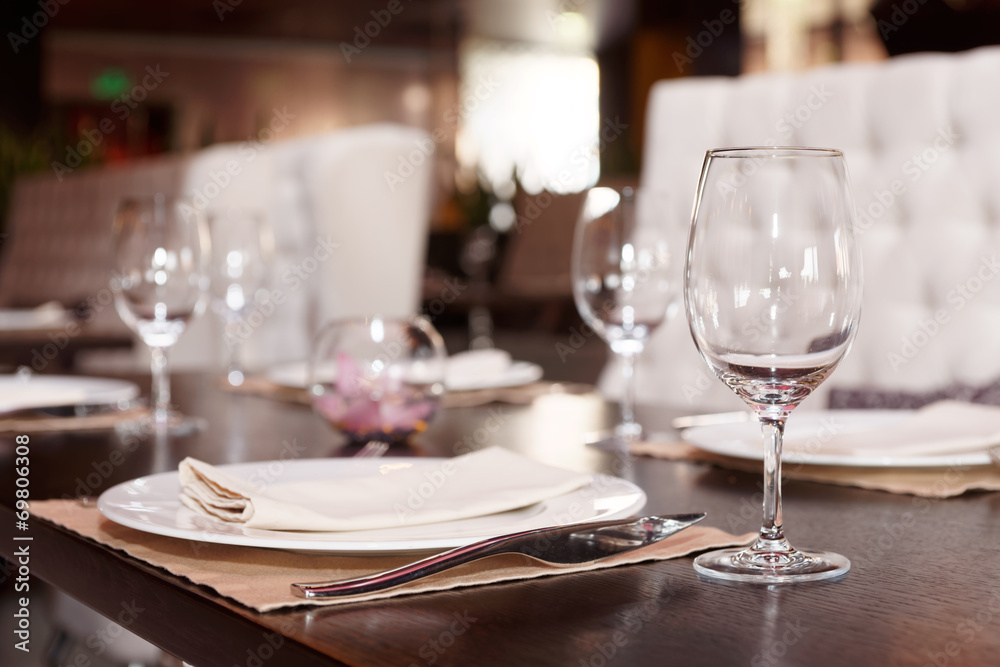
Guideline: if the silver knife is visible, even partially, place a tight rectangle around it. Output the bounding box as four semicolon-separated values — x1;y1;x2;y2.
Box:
291;513;706;599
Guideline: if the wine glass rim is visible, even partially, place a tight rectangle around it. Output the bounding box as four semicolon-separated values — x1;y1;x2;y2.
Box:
707;146;844;159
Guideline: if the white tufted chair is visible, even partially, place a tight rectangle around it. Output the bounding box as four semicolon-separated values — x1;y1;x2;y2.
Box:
3;124;435;372
600;45;1000;414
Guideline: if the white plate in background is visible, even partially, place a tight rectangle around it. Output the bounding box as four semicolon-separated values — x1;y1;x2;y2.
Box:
682;410;994;467
0;374;139;414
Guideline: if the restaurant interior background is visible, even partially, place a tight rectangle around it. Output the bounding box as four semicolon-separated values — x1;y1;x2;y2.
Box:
0;0;998;381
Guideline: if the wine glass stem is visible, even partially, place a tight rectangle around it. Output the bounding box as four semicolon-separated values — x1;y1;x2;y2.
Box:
757;417;787;548
224;320;245;383
619;350;637;430
150;345;171;426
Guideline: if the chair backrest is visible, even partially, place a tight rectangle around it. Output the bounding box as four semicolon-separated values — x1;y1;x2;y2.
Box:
603;46;1000;412
0;124;435;371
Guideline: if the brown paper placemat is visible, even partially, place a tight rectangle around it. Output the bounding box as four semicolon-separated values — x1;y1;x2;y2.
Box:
32;499;751;612
632;441;1000;498
0;407;149;434
222;376;596;409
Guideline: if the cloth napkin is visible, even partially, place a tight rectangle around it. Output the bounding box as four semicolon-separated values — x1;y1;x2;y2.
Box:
790;400;1000;457
179;447;593;532
445;349;513;387
32;499;753;611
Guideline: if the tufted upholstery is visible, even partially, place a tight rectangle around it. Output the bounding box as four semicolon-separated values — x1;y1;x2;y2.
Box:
601;45;1000;413
0;124;434;371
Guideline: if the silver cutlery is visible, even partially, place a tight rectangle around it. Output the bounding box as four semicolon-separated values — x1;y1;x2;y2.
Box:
291;513;706;599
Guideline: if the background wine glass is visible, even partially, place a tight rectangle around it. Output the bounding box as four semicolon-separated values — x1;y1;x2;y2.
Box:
207;207;273;386
685;147;863;583
112;195;210;432
572;186;682;445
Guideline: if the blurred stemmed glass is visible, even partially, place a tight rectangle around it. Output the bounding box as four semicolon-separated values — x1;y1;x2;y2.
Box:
685;147;863;583
207;207;273;386
571;186;682;446
111;195;210;433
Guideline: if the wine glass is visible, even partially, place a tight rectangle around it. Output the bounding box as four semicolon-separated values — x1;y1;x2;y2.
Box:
111;195;210;433
685;147;863;583
207;207;273;387
308;316;447;449
572;186;682;445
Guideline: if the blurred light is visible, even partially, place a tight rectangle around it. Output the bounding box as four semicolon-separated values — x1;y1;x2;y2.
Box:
90;68;131;100
583;187;620;220
488;202;516;232
370;318;385;343
553;12;591;47
402;83;432;115
458;38;600;195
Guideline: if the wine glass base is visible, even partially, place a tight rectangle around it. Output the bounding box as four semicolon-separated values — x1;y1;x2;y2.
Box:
118;411;207;437
694;545;850;584
584;423;644;451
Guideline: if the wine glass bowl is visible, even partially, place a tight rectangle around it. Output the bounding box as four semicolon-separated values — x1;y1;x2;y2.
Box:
685;147;863;583
207;207;273;386
111;195;209;432
572;186;682;442
309;316;447;447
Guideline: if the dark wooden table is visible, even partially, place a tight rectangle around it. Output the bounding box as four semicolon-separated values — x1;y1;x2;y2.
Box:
2;374;999;666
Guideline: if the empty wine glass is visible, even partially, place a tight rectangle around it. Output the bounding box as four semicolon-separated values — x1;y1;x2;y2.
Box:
207;207;273;386
111;195;210;433
685;147;863;583
572;186;683;446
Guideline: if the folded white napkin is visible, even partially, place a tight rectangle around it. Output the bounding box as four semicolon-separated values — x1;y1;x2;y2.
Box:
790;401;1000;457
0;302;69;330
445;349;512;388
178;447;592;532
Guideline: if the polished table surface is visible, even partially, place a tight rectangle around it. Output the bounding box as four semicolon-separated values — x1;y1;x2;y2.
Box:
2;373;1000;666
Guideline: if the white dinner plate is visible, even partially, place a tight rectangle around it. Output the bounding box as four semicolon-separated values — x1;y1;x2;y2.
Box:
97;457;646;553
0;374;140;414
682;410;995;467
265;360;544;392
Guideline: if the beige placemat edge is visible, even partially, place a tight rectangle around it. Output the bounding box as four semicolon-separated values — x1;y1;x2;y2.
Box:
32;499;751;612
